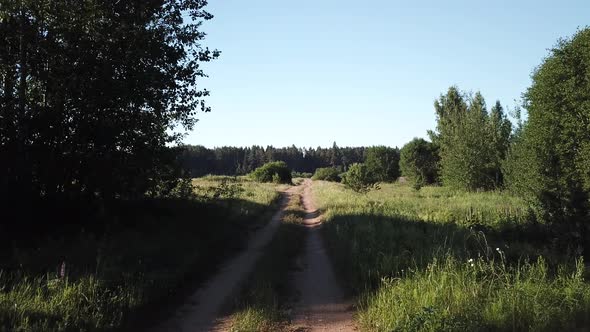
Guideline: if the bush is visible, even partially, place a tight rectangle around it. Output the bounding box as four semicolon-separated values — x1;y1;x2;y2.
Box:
341;163;378;193
311;167;341;182
365;146;400;182
291;171;313;178
250;161;292;184
399;138;440;189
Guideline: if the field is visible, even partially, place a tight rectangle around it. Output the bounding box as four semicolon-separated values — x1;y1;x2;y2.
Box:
313;181;590;331
0;177;281;332
3;177;590;332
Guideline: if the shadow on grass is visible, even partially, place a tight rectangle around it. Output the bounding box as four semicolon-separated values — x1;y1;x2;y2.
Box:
321;213;590;331
321;213;563;293
0;194;282;332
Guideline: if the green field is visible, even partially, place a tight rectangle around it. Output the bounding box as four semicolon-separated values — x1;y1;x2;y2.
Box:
0;177;281;332
313;181;590;331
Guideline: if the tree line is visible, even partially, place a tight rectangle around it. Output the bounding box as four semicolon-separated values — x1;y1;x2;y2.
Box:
178;143;369;176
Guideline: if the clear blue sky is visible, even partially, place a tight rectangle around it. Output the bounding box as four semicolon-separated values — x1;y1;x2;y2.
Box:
185;0;589;149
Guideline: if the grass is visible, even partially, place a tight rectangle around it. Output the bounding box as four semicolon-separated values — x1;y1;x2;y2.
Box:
228;187;307;332
0;176;281;332
313;180;590;331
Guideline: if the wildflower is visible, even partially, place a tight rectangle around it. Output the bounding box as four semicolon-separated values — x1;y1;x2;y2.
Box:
60;262;66;279
467;258;473;263
496;247;501;252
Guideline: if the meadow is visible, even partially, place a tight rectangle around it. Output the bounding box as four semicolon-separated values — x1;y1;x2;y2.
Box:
313;181;590;331
0;177;280;332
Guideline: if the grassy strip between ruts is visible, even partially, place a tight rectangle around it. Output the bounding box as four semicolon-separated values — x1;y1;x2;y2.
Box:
313;180;590;331
227;186;307;332
0;176;281;332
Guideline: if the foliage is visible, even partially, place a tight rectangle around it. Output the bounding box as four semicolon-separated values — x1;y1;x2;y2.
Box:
364;146;400;183
250;161;292;184
341;163;378;193
0;0;219;204
311;167;341;182
430;88;512;191
504;28;590;232
399;138;440;188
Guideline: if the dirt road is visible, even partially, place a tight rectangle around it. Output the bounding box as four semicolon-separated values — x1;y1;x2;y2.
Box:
290;179;356;332
151;180;355;331
151;185;299;332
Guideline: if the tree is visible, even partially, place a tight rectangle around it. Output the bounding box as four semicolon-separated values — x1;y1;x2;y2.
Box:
431;87;507;190
0;0;219;203
505;28;590;229
341;163;377;193
488;101;512;187
399;138;439;188
364;146;400;182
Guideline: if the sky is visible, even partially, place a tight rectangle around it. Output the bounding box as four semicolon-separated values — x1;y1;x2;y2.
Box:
184;0;589;149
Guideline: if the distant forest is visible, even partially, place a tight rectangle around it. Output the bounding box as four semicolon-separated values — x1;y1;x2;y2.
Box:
178;143;373;176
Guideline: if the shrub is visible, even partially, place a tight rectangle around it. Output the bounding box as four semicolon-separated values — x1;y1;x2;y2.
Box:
341;163;378;193
399;138;440;189
291;171;313;178
311;167;341;182
365;146;400;182
250;161;292;184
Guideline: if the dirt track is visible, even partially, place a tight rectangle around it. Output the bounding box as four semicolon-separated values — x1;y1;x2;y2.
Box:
150;180;355;331
290;179;356;332
151;185;299;332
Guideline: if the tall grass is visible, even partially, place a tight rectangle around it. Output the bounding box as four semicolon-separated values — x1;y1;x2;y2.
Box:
313;181;590;331
0;176;281;332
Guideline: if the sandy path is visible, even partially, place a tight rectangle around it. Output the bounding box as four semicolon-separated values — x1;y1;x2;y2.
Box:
151;185;299;332
291;179;356;332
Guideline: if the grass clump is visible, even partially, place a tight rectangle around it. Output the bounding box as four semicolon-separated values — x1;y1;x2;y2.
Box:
361;257;590;331
250;161;293;184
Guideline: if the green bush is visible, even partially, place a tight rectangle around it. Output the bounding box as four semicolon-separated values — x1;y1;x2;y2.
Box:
291;171;312;178
341;163;377;193
311;167;341;182
365;146;400;182
399;138;440;189
250;161;292;184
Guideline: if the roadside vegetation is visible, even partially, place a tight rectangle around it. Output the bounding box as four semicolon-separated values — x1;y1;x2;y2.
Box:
314;181;590;331
311;167;341;182
227;188;307;332
0;177;280;332
250;161;293;184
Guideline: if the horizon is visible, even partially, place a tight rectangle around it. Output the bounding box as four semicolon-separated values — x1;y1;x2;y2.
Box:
185;0;588;148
